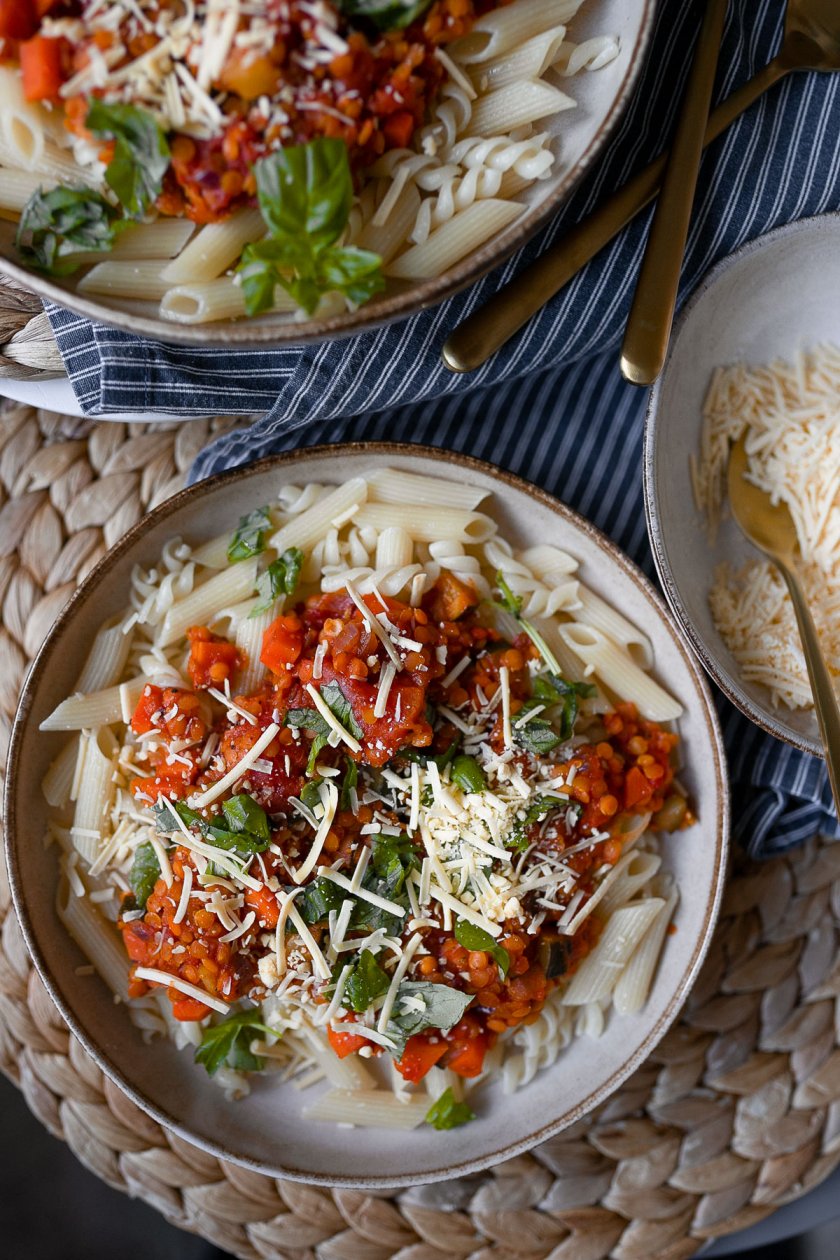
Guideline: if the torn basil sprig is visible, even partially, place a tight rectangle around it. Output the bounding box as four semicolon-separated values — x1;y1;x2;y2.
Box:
250;546;303;617
86;100;170;219
125;841;162;912
286;679;362;775
238;138;384;316
154;794;271;856
341;949;391;1013
506;795;564;852
425;1086;476;1130
228;505;272;562
384;981;473;1058
454;919;510;978
16;186;125;275
195;1009;277;1076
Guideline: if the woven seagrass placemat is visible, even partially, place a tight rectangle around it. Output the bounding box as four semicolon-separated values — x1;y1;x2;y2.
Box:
2;400;840;1260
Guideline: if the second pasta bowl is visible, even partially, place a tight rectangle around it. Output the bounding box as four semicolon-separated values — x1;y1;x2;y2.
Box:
5;444;728;1185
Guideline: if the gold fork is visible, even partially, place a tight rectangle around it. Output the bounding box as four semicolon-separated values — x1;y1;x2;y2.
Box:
442;0;840;374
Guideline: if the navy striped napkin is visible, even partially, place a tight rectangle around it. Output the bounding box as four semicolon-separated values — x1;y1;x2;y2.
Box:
44;0;840;856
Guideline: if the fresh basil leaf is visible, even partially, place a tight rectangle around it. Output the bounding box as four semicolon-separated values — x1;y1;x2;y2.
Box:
319;679;363;740
337;0;433;31
222;794;270;842
513;710;562;757
343;949;391;1013
295;876;347;925
86;100;170;218
385;981;472;1058
195;1009;276;1076
531;673;597;740
16;186;123;275
239;139;383;316
450;754;486;794
285;706;332;777
339;756;358;811
300;779;323;813
349;834;414;933
153;797;199;833
317;244;385;307
425;1086;476;1131
306;733;328;777
400;739;459;771
255;137;351;248
506;796;564;852
454;920;510;978
250;547;304;617
128;841;161;911
228;506;271;562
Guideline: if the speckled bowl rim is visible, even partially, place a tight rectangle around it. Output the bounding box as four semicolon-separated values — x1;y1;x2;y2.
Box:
0;1;656;349
5;442;729;1187
643;214;840;760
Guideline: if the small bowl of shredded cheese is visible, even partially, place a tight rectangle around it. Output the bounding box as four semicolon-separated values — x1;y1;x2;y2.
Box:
644;213;840;754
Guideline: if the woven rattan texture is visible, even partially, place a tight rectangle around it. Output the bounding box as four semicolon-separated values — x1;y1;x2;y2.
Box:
2;402;840;1260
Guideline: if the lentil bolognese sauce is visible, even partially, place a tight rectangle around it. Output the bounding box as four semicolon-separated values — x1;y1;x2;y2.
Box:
43;471;693;1130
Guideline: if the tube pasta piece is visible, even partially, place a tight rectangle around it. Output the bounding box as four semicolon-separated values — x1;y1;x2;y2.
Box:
375;526;414;570
109;219;196;260
0;166;49;214
190;533;231;569
0;64;66;166
353;502;495;544
71;728;118;863
160;207;266;283
557;623;683;722
366;467;490;510
562;899;666;1006
519;544;579;581
56;877;131;1001
573;587;654;668
356;181;421;264
303;1088;429;1128
160;278;296;325
40;677;146;731
78;260;173;302
471;27;569;92
450;0;585;63
613;889;678;1015
386;199;523;280
157;558;259;647
598;850;662;918
42;736;80;810
468;80;575;138
269;478;369;554
234;607;276;695
76;619;133;694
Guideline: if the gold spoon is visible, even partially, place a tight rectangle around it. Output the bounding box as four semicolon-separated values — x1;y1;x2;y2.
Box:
620;0;729;387
728;434;840;813
442;0;840;374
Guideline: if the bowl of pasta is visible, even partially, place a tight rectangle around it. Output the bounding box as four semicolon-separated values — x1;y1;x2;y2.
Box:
5;445;728;1185
0;0;654;343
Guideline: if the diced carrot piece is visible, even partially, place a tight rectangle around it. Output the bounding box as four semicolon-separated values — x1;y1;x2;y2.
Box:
382;110;415;149
444;1036;487;1078
327;1025;368;1059
20;33;65;101
186;626;241;688
394;1034;448;1082
245;885;280;928
171;996;212;1022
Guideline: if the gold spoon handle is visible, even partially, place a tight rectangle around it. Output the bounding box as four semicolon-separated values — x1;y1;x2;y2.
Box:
620;0;729;386
441;53;790;375
779;563;840;814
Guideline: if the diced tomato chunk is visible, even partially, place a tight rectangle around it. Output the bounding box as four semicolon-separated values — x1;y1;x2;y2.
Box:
444;1036;488;1078
260;613;303;674
0;0;37;39
625;765;654;809
121;919;157;964
382;110;415;149
327;1025;368;1059
131;767;193;802
131;684;165;735
171;996;212;1022
20;33;65;100
187;625;241;689
395;1034;448;1082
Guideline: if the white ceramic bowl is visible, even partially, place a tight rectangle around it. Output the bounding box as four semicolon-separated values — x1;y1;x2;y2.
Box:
645;213;840;756
0;0;654;347
5;444;728;1186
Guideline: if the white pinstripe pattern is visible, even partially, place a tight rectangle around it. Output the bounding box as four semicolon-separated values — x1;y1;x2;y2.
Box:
44;0;840;857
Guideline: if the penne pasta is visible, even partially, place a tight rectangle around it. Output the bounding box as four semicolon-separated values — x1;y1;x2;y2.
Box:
78;260;173;302
386;199;524;280
557;623;683;722
160;208;266;284
41;468;695;1124
160;278;297;325
470;27;569;92
468;81;575;138
573;586;654;668
450;0;585;64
